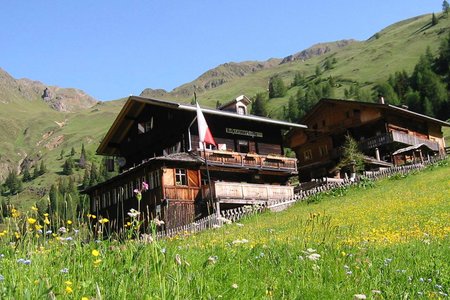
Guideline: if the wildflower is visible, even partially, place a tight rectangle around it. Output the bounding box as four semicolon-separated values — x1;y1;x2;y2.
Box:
0;275;4;281
127;209;140;218
67;220;73;225
27;218;37;225
93;259;102;266
353;294;367;300
11;208;20;218
46;230;52;235
44;217;50;225
82;297;89;300
31;206;38;212
153;218;165;226
306;248;316;253
208;256;218;264
34;224;43;231
142;181;149;191
43;213;49;217
14;232;20;239
17;259;31;265
307;253;321;261
231;283;238;289
92;249;100;257
58;227;67;234
65;286;73;294
60;268;69;274
371;290;382;295
99;218;109;224
65;237;73;242
65;280;72;285
384;258;392;266
175;254;182;265
161;248;166;254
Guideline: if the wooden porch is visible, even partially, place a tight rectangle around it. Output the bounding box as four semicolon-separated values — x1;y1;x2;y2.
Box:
199;149;298;173
203;181;294;205
360;131;439;151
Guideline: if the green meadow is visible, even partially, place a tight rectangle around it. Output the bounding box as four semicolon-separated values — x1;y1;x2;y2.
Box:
0;159;448;299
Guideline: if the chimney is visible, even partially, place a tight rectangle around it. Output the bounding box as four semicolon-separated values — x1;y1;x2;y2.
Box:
378;96;385;104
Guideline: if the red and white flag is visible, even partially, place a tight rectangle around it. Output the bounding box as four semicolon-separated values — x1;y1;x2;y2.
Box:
196;102;216;146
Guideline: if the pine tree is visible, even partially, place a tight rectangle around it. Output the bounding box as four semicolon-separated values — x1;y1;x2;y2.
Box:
79;143;87;168
286;96;300;122
432;13;438;26
70;147;76;157
82;168;90;189
22;166;31;182
32;166;39;179
268;75;287;98
443;0;449;15
59;149;65;160
251;93;268;117
89;163;99;187
62;158;74;175
5;170;22;195
39;160;47;175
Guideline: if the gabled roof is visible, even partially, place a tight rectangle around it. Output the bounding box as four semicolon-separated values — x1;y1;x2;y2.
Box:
217;95;252;110
301;98;450;127
97;96;307;155
392;143;434;155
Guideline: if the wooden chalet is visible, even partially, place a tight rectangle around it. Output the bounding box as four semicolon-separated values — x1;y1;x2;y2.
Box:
286;98;450;181
84;95;306;230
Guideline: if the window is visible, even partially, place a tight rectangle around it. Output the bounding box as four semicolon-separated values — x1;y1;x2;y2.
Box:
304;149;313;161
237;106;246;115
238;140;249;153
137;117;153;134
175;169;187;186
319;145;328;157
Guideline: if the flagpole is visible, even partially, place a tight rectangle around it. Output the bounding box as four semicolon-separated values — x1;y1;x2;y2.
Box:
202;142;216;217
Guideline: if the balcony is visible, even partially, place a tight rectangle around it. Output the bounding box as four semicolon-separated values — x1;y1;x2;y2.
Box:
359;131;439;151
198;149;298;173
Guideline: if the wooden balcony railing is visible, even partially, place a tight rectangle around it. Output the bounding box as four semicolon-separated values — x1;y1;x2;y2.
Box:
198;150;298;173
359;131;439;151
164;186;200;201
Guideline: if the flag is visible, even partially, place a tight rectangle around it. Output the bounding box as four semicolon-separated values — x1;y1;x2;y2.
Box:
196;102;216;146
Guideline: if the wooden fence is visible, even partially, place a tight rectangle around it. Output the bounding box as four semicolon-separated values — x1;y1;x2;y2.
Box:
155;155;447;239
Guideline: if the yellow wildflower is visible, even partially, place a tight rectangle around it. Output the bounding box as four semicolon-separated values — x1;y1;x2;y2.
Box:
82;297;89;300
31;206;38;212
43;213;49;217
27;218;37;225
94;259;102;266
11;209;20;218
44;218;50;225
91;249;100;257
35;224;43;231
64;280;72;285
65;286;73;294
67;220;73;225
14;232;20;239
99;218;109;224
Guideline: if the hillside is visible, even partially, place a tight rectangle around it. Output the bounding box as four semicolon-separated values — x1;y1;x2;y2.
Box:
0;160;448;298
139;13;450;118
1;12;450;204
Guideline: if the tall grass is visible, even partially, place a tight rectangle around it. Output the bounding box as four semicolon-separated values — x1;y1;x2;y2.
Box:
0;160;448;299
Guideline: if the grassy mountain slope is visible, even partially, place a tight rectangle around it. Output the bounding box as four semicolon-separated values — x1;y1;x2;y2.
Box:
144;13;449;118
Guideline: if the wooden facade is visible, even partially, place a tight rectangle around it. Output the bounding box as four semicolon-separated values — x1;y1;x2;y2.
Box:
85;96;306;230
286;98;450;181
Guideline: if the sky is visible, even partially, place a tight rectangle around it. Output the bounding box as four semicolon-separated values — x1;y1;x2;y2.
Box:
0;1;443;101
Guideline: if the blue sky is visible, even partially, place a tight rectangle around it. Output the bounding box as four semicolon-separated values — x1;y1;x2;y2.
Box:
0;1;442;101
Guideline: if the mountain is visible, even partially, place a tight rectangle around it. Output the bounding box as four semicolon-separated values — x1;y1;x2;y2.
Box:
1;12;449;207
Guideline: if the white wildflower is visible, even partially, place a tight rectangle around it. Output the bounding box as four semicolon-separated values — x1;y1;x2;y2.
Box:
307;253;321;261
353;294;367;300
231;283;238;289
